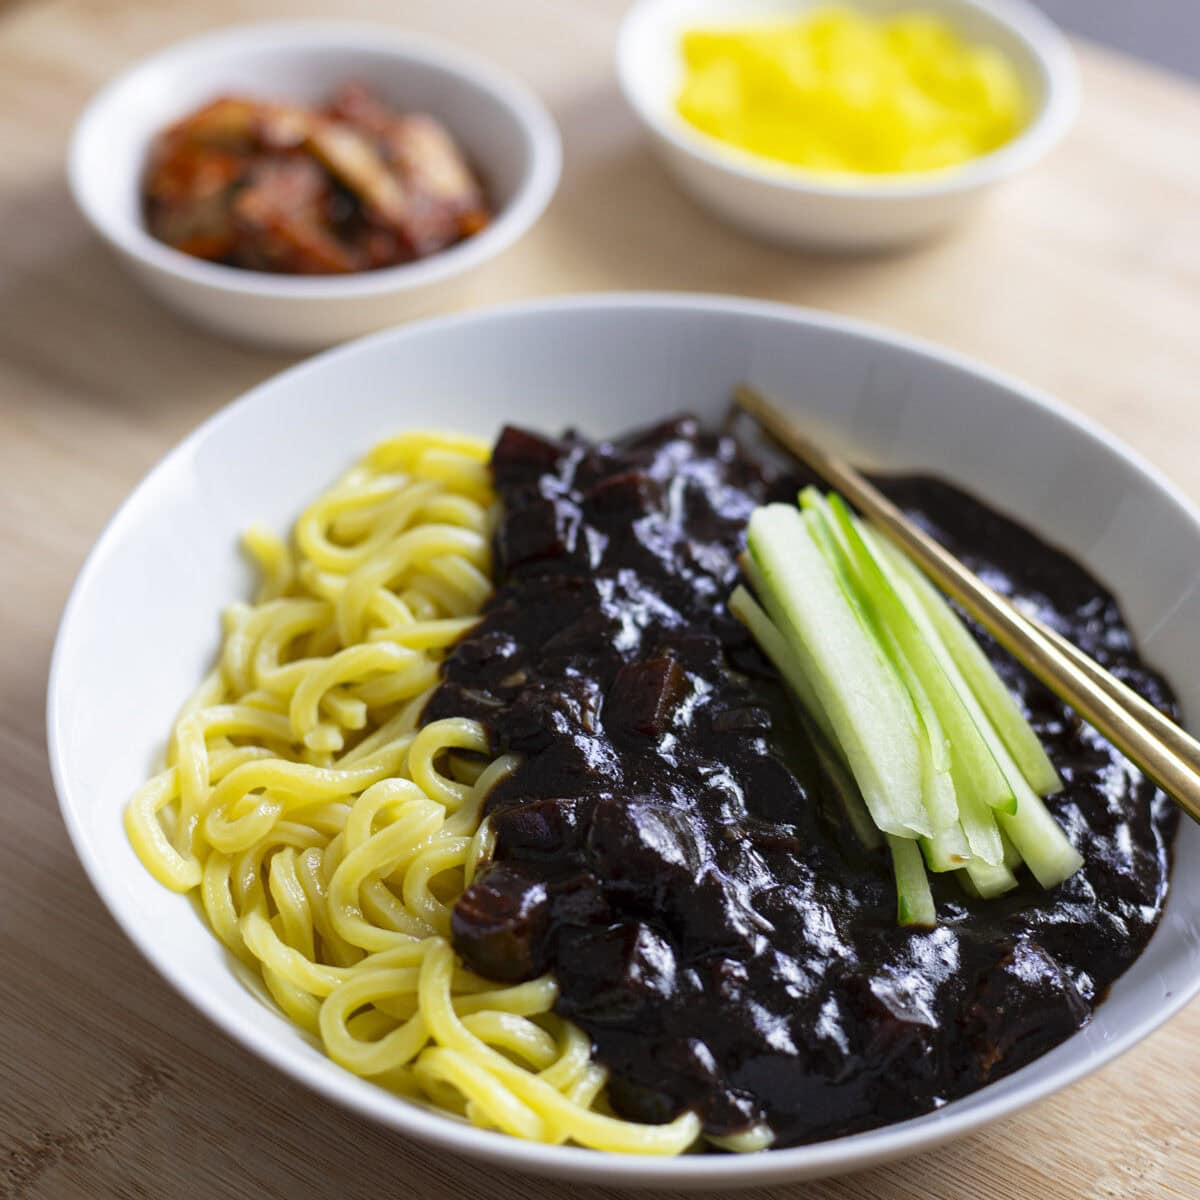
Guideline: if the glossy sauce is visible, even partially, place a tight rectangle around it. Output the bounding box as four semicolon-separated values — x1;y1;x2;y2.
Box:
429;416;1178;1148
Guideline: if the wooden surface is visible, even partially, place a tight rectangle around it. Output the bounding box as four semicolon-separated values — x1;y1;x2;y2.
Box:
2;1;1199;1196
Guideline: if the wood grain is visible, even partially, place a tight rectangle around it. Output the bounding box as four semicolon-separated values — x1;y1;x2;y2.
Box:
1;1;1198;1197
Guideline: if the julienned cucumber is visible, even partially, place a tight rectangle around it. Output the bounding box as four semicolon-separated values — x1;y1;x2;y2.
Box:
733;490;1084;925
728;583;834;748
729;584;882;851
747;504;930;839
874;534;1064;798
961;856;1019;899
920;822;971;873
800;492;956;834
998;773;1083;889
807;493;1017;869
867;529;1082;888
888;834;936;927
820;493;1015;821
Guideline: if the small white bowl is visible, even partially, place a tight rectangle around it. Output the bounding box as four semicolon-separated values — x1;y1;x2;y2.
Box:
48;294;1200;1188
617;0;1079;250
68;21;561;350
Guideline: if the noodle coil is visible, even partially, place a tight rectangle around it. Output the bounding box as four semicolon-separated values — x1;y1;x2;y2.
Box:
125;430;701;1155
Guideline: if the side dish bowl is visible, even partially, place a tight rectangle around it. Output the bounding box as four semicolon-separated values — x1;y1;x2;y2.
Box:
49;294;1200;1187
68;21;561;350
617;0;1079;249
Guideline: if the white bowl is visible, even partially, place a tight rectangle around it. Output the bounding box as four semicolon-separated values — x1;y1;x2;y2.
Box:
616;0;1079;250
68;21;561;350
48;294;1200;1188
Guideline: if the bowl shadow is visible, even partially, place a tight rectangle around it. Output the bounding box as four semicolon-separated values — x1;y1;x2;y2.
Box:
533;85;954;304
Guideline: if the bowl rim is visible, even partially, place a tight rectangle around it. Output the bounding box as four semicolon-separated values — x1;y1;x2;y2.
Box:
616;0;1080;199
47;292;1200;1187
66;19;562;300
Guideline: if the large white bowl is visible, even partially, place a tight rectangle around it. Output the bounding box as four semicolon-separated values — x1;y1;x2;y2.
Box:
68;21;561;350
617;0;1079;249
48;295;1200;1188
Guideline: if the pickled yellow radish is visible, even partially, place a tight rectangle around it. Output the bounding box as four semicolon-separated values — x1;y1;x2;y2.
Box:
676;6;1028;177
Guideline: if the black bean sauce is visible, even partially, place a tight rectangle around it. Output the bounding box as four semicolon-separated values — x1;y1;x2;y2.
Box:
426;416;1178;1149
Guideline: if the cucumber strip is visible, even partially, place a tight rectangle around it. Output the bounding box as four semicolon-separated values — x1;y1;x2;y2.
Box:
951;771;1005;866
801;490;951;792
861;531;1081;888
846;520;1005;863
1000;826;1023;872
887;834;936;927
921;822;971;872
963;856;1020;899
740;548;807;658
889;630;958;833
728;583;835;747
874;534;1064;797
799;501;874;632
747;505;930;838
800;492;956;833
804;709;884;851
728;585;881;851
814;493;1004;863
825;497;1015;829
958;872;982;900
998;777;1083;889
859;523;1017;811
920;717;958;833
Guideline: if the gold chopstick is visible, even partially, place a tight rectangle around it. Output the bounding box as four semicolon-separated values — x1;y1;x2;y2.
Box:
734;383;1200;824
1031;621;1200;777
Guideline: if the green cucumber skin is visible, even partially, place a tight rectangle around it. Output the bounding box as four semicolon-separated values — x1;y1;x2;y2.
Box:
747;505;929;839
817;497;1008;863
998;780;1084;889
873;533;1064;798
728;585;883;853
857;521;1019;873
800;491;958;833
861;527;1082;887
733;492;1084;924
887;834;936;927
728;583;832;745
845;513;1016;826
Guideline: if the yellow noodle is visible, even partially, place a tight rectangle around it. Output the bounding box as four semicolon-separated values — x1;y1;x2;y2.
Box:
708;1125;776;1153
125;430;710;1156
243;524;294;601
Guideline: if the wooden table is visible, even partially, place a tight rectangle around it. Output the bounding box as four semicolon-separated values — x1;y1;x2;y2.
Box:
2;1;1198;1196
